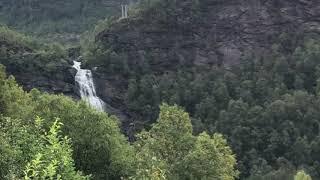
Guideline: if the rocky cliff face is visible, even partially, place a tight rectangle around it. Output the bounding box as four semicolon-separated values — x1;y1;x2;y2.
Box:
0;38;77;97
4;58;76;97
3;57;77;97
98;0;320;68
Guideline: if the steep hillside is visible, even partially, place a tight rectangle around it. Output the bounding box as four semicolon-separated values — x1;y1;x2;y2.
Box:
1;0;320;179
82;0;320;178
0;0;121;43
85;0;320;123
0;25;76;96
96;0;319;68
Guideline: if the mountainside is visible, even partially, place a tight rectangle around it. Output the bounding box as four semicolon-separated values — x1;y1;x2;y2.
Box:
1;0;320;179
0;0;120;43
0;26;76;96
82;0;320;178
96;0;319;67
86;0;320;123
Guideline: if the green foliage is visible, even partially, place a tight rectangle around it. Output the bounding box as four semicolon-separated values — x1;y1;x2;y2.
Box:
0;24;67;52
28;91;136;179
180;133;239;180
131;147;168;180
84;22;320;179
0;67;88;179
245;160;295;180
0;65;33;118
294;170;312;180
0;25;76;98
2;2;320;177
0;64;135;179
132;104;239;180
24;118;89;180
0;65;239;179
0;116;38;179
0;25;37;49
0;0;119;43
136;104;194;165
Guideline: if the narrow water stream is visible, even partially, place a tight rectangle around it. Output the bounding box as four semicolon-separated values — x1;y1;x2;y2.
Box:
73;61;105;111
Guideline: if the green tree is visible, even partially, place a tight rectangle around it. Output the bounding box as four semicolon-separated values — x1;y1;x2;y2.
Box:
24;118;89;180
28;91;136;179
0;116;38;179
294;170;312;180
135;104;194;172
131;140;168;180
133;104;238;179
0;64;136;179
180;132;239;180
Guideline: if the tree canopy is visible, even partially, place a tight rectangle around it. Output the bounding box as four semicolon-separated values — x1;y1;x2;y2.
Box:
0;64;239;179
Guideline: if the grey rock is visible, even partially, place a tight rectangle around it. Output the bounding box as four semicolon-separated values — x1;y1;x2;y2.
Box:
98;0;320;68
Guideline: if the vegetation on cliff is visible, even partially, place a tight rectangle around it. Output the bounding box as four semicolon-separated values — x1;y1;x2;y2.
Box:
0;25;76;94
81;0;320;179
0;0;319;179
0;0;120;43
0;65;239;179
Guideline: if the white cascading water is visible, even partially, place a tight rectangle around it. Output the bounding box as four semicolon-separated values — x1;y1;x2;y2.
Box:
73;61;105;111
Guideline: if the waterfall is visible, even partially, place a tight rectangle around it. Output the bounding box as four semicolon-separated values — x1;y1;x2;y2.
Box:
73;61;105;111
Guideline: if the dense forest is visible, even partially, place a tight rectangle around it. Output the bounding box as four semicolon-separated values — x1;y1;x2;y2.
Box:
85;30;320;179
0;0;120;43
0;0;319;179
82;0;320;179
0;60;238;179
